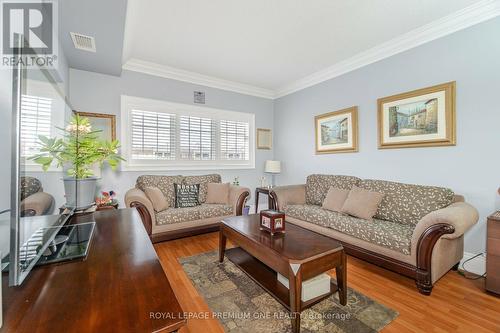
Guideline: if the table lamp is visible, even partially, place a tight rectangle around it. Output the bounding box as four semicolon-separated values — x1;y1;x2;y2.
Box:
264;160;281;188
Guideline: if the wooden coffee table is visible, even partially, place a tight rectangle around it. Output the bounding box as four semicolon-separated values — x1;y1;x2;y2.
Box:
219;214;347;333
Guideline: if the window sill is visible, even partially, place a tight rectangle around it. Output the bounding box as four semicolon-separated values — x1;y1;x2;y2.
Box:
121;163;255;172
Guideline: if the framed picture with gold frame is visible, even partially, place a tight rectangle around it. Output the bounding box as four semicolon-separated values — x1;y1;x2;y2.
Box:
315;106;358;154
256;128;272;150
74;111;116;141
378;81;456;149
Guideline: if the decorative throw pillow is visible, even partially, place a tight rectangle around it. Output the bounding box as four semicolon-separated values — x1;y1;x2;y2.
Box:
144;187;169;212
206;182;230;204
341;186;384;221
322;187;350;212
174;183;200;208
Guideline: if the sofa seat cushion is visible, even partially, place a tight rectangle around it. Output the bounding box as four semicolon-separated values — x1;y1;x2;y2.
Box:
198;204;233;219
359;179;454;226
305;174;361;205
155;206;201;225
155;203;233;225
285;204;414;255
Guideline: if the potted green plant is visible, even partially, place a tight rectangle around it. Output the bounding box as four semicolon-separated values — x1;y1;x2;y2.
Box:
30;114;124;209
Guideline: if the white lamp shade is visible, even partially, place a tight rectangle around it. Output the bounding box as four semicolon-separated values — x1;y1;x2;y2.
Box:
265;160;281;173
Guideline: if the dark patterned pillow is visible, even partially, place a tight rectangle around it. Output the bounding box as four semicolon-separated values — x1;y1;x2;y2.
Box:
174;183;200;208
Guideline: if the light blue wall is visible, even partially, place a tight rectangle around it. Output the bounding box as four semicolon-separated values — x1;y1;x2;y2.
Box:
273;17;500;254
69;69;274;207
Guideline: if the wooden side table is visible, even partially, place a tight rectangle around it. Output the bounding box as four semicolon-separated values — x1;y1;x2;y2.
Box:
59;201;119;215
255;187;276;213
486;211;500;294
96;200;119;211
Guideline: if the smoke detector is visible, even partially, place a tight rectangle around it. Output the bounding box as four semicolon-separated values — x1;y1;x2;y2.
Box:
70;32;96;52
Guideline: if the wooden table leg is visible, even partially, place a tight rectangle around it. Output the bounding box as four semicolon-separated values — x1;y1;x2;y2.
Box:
218;229;226;263
335;250;347;306
289;263;302;333
255;190;260;213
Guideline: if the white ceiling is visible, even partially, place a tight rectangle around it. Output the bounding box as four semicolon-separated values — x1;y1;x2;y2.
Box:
123;0;493;97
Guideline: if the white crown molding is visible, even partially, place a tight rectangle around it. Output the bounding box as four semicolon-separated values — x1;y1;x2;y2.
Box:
123;0;500;100
122;58;275;99
275;0;500;98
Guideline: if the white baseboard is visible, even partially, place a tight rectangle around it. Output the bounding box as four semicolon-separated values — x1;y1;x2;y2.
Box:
460;252;486;276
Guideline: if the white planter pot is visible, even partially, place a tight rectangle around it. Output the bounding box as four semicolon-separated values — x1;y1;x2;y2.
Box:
63;177;99;210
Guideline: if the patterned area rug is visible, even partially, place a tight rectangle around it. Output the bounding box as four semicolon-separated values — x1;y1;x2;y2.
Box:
179;251;398;333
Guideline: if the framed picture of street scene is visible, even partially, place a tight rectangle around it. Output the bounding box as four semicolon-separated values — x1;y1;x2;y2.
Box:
378;81;456;149
315;106;358;154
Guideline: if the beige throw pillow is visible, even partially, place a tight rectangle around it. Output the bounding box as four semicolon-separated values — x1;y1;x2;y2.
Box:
144;187;169;212
322;187;350;212
341;186;384;221
206;182;230;204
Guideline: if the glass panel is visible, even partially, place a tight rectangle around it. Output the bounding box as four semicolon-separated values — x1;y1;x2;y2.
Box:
3;33;75;286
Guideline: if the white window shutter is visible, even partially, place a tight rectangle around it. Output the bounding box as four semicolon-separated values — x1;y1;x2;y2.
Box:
179;116;216;160
220;120;250;161
131;109;176;160
20;94;52;157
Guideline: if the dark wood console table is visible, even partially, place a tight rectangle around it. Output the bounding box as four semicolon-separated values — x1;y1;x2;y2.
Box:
1;209;186;333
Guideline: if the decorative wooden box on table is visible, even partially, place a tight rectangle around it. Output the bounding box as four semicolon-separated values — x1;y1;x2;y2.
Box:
259;210;286;235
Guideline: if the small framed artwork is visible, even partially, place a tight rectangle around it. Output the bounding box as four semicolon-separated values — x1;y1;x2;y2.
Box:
74;111;116;141
257;128;272;150
378;81;456;149
315;106;358;154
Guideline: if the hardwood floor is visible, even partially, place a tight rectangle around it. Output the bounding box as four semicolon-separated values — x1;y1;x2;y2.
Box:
154;232;500;333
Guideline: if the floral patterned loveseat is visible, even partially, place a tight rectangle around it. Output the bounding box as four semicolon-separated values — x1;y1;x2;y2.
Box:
270;174;478;295
125;174;250;243
20;176;55;216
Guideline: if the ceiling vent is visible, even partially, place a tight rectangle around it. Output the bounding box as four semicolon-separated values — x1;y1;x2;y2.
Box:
70;32;96;52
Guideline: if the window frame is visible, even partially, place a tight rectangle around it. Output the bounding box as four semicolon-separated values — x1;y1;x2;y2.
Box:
121;95;255;171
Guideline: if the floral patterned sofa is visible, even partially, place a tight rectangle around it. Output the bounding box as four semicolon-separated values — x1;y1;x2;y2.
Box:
270;174;478;295
125;174;250;243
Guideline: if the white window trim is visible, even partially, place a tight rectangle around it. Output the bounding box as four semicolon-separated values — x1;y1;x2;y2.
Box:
120;95;255;171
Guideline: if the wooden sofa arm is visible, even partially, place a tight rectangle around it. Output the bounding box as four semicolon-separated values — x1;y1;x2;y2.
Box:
412;202;478;295
270;184;306;211
125;188;156;236
229;186;250;215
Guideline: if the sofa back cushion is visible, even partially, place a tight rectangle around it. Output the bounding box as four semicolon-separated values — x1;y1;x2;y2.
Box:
358;179;454;225
183;174;221;203
136;175;183;208
305;174;361;205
